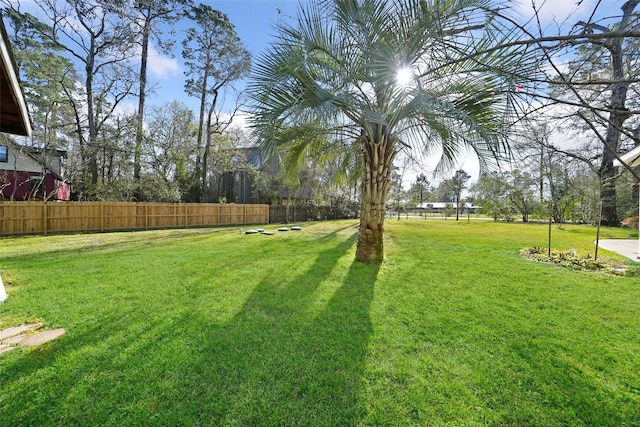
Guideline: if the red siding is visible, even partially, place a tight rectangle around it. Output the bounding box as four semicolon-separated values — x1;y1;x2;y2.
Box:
55;178;71;200
0;170;70;200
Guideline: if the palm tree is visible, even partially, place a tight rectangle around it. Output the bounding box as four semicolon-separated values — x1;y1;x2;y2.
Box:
249;0;536;263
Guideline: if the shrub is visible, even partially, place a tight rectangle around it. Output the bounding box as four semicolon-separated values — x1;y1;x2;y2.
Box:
620;215;639;228
520;246;627;276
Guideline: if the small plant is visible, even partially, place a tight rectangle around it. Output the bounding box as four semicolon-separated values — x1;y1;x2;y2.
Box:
621;215;639;228
520;246;628;276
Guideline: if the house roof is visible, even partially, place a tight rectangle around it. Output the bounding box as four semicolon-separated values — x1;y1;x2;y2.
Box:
0;17;31;137
417;202;481;209
614;145;640;168
2;141;67;179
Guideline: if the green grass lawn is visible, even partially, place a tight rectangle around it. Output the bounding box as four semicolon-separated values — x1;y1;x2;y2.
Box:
1;220;639;426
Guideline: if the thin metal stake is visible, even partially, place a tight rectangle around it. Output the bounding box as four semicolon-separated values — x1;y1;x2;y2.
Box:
548;200;553;257
595;200;603;261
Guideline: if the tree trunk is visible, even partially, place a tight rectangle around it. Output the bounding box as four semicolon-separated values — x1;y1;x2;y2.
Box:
599;43;627;225
134;11;152;199
86;37;98;188
600;138;619;225
201;107;215;202
192;52;212;203
355;131;395;263
598;0;637;225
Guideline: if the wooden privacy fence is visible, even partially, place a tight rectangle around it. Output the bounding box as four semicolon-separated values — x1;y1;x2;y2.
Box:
0;202;269;236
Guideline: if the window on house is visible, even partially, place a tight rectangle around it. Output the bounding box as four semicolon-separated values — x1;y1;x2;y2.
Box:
29;175;43;196
0;145;7;162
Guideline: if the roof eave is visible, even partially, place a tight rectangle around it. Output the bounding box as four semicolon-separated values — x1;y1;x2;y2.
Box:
0;18;31;137
614;145;640;168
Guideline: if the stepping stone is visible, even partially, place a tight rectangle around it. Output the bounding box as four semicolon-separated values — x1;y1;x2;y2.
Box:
262;231;275;235
0;323;43;341
290;226;302;230
0;345;16;355
18;329;66;347
278;227;290;231
1;334;27;345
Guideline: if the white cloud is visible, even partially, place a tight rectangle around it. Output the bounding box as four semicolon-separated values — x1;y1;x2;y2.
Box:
113;100;137;118
227;110;251;131
512;0;600;30
147;44;181;80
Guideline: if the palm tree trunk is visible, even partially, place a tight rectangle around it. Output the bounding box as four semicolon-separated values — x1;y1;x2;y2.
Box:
356;134;395;263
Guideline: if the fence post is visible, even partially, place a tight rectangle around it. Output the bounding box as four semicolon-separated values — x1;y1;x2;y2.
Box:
185;204;189;228
100;202;105;232
145;204;149;230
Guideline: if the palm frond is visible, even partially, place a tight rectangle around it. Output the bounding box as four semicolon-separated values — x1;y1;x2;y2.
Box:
248;0;539;180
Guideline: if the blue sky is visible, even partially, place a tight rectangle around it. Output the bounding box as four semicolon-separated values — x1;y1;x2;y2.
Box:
14;0;308;112
149;1;308;113
18;0;622;121
148;0;617;113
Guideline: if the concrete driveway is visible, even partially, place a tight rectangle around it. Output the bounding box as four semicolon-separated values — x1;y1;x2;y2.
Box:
597;240;639;262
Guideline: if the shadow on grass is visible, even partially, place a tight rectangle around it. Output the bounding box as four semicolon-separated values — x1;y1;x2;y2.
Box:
1;231;380;425
187;237;378;424
0;227;235;260
308;222;359;241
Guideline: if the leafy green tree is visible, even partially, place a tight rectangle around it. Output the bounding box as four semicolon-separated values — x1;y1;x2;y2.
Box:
250;0;536;263
472;172;513;221
437;169;471;220
409;173;432;206
506;170;537;222
434;179;455;203
2;8;79;152
450;169;471;221
182;3;251;201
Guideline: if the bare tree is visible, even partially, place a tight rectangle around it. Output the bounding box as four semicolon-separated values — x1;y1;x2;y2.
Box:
15;0;138;198
517;1;640;225
144;101;198;200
